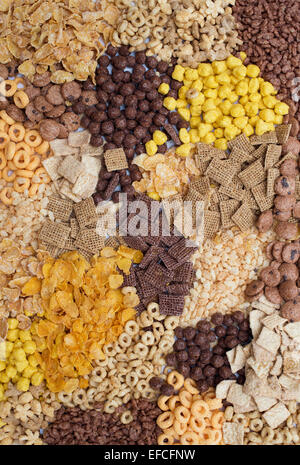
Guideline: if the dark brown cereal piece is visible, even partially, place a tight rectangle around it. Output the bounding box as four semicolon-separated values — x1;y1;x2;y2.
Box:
81;90;98;106
39;119;61;141
6;104;25;122
280;159;299;177
256;210;273;233
245;280;265;297
0;64;8;80
167;283;190;295
282;137;300;156
173;262;195;284
275;222;298;240
33;72;51;87
25;102;43;123
45;104;66;118
293;202;300;219
34;95;54;113
260;266;281;287
274;176;296;196
279;263;299;282
46;85;64;105
123;236;149;253
159;250;181;271
281;300;300;322
264;286;282;305
61;81;82;101
274;209;292;222
144;261;173;289
138;246;163;269
158;294;185;316
272;242;284;262
281;243;300;264
274;195;296;211
279;280;298;301
265;241;276;260
60;112;81;132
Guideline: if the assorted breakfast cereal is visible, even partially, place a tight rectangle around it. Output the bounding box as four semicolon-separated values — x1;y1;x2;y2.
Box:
0;0;299;447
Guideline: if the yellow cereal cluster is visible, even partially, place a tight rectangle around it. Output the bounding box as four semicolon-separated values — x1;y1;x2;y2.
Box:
0;318;44;396
145;54;289;157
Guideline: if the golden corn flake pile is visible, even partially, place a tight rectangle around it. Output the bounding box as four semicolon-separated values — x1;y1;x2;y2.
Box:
27;246;142;393
0;0;119;82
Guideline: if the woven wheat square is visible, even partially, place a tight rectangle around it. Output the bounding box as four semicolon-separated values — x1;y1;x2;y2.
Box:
275;152;297;168
251;144;268;160
220;199;240;228
204;210;220;239
74;229;105;254
267;168;280;197
105;236;120;249
58;155;84;184
196;143;226;159
250;131;278;145
205;159;237;187
104;148;128;172
189;176;210;195
275;124;291;145
296;178;300;200
238;160;265;189
70;218;79;239
50;139;80;157
243;189;259;210
74;198;98;228
264;145;282;170
231;203;256;231
229;147;254;166
252;181;274;212
42;156;61;181
219;183;245;201
39;220;70;248
228;133;255;154
80;144;104;157
68;130;91;147
195;156;211;175
47;196;73;222
64;237;76;251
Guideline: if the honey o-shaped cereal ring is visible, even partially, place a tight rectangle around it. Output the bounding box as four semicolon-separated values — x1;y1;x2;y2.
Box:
0;120;8;132
26;155;40;171
183;378;199;395
0;132;10;149
157;395;171;411
24;130;42;148
211;411;224;429
5;141;16;161
156;411;174;429
173;419;187;436
0;187;13;205
191;399;210;418
203;428;222;445
189;415;206;434
14;177;30;193
174;405;190;424
15;142;33;154
157;432;174;446
179;389;193;408
9;123;25;143
2;166;16;182
13;90;29;109
35;140;50;155
167;371;184;390
16;169;33;178
33;167;50;184
180;431;199;445
167;395;181;411
0;110;15;125
13;150;30;169
0;152;6;170
203;389;216;401
28;183;39;198
0;80;17;97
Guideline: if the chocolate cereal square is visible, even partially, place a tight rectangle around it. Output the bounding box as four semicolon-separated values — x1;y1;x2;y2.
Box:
143;262;173;290
158;294;185;316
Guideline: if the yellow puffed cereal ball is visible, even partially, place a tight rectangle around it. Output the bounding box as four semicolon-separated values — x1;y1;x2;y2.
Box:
274;114;283;125
17;377;30;392
28;354;39;368
197;63;213;77
19;330;31;343
189;93;205;106
204;88;218;99
145;140;158;156
202;132;216;144
243;124;255;137
15;359;29;373
227;92;238;103
246;64;260;78
249;93;262;103
224;125;239;140
232;65;247;79
260;109;276;123
190;116;201;128
5;341;13;355
248;78;260;94
255;119;271;135
203;110;219;124
0;373;9;383
239;95;249;106
249;115;260;126
179;128;190;144
185;68;198;81
191;79;203;92
8;319;18;330
260;81;276;96
226;56;243;69
176;144;191;157
176;99;186;109
189;129;200;143
240;52;247;62
214;128;224;138
214;138;228;150
163;97;177;111
0;361;6;371
204;76;218;89
31;372;44;387
198;123;210;138
22;366;36;379
6;366;17;379
212;60;227;74
12;348;26;362
202;98;216;112
218;116;232;128
258;99;266;110
263;95;277;108
190;105;202;116
219;100;232;115
230;104;245;118
218;85;232;99
245;102;259;117
235;80;248;96
215;72;231;85
158;83;170;95
183;79;192;89
234;116;248;129
7;329;19;342
172;64;185;81
23;340;37;355
178;108;190;121
178;86;188;100
274;102;289;115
